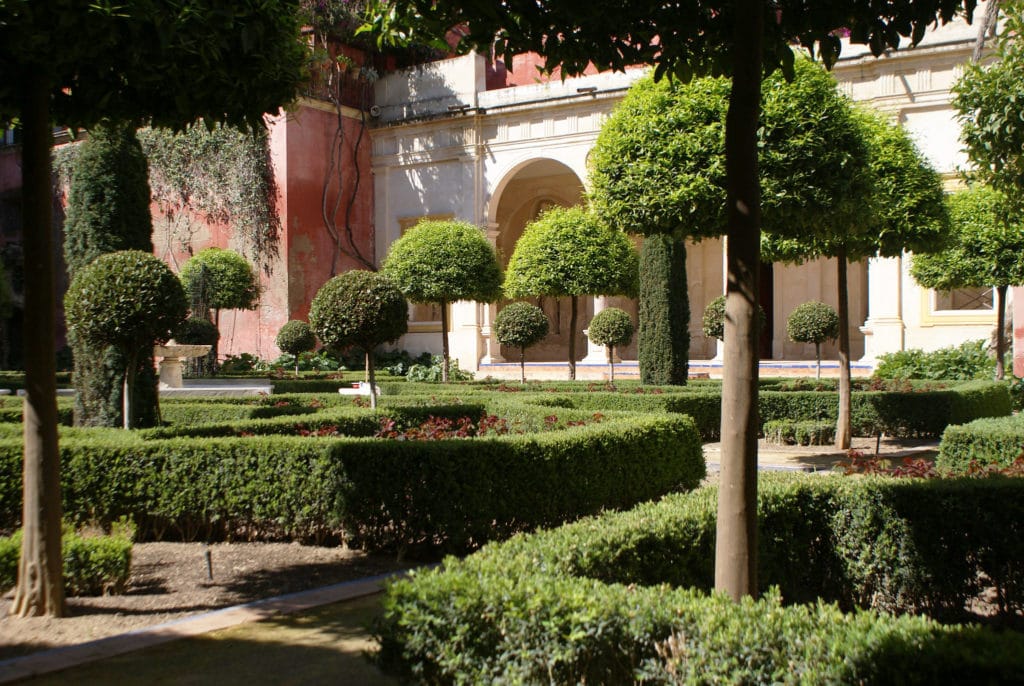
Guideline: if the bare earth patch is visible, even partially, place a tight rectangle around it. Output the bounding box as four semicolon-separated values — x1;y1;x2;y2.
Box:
0;542;411;661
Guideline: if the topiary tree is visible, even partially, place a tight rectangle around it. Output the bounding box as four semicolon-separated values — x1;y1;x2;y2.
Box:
911;186;1024;380
587;307;634;382
308;270;408;408
179;247;260;374
504;206;638;380
275;319;318;377
786;301;839;379
702;295;766;343
63;251;187;430
382;219;503;382
63;121;159;429
494;302;550;383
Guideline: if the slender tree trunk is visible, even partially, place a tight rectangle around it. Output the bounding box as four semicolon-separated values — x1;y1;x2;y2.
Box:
996;284;1007;380
835;250;852;450
815;343;822;380
12;79;65;618
519;347;526;384
568;295;578;381
440;300;450;384
715;5;762;602
973;0;1001;62
123;348;139;430
608;345;615;382
366;350;377;410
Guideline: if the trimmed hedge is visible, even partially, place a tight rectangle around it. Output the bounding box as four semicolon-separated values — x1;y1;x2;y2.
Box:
938;414;1024;472
1;405;705;553
762;419;835;445
0;524;133;596
378;475;1024;682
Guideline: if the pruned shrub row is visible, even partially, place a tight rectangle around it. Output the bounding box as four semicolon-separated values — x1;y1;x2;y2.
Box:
378;475;1024;683
0;409;704;553
762;419;835;445
0;524;133;596
938;414;1024;472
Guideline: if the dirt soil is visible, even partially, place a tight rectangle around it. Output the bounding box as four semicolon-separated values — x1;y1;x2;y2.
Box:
0;542;412;661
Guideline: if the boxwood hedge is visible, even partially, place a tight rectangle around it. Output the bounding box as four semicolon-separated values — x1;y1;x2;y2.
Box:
938;414;1024;472
378;474;1024;683
1;404;705;554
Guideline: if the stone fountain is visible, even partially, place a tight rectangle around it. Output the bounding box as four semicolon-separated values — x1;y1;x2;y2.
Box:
153;341;212;389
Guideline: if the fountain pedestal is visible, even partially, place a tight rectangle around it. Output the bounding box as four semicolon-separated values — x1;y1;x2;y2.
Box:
153;342;213;389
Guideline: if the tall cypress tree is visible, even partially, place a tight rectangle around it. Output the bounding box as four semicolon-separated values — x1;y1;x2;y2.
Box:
63;121;158;427
638;234;689;385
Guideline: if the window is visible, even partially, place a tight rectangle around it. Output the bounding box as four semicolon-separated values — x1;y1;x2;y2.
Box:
934;287;993;312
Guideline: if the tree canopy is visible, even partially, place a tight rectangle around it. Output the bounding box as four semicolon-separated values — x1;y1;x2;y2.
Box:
180;248;260;315
494;302;550;383
911;185;1024;379
504;206;637;380
954;0;1024;213
383;219;503;382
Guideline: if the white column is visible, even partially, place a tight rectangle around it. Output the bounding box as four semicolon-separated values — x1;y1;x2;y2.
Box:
860;254;905;361
479;222;505;364
581;296;613;363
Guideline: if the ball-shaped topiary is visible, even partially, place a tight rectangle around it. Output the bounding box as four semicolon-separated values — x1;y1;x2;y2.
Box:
786;301;839;345
587;307;635;382
179;247;259;314
276;320;318;377
701;295;765;342
494;302;549;383
309;270;408;405
64;250;187;428
173;317;220;346
787;301;839;379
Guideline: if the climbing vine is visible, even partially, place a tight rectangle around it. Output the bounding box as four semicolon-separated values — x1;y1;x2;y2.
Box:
137;124;282;275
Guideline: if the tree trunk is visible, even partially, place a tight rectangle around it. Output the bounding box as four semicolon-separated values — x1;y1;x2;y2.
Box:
835;251;852;450
973;0;1001;62
519;347;526;384
815;342;822;380
608;345;615;382
123;348;138;430
440;300;450;384
11;78;65;618
366;349;377;410
996;284;1008;380
568;295;578;381
715;4;762;602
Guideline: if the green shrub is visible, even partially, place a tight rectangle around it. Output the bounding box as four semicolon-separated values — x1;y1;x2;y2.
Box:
173;317;220;345
938;414;1024;472
405;355;474;383
874;340;995;380
0;522;133;596
378;475;1024;682
786;301;839;344
275;320;317;364
0;404;704;552
638;234;690;385
763;419;835;445
701;294;765;341
494;301;549;383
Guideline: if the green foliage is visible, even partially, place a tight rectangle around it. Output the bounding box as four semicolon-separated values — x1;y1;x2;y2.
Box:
0;404;704;552
874;340;995;380
138;124;282;270
786;301;839;344
378;475;1024;682
762;419;836;445
275;320;317;357
0;2;307;131
405;355;474;383
309;270;408;354
954;0;1024;214
591;59;871;243
0;523;133;596
938;414;1024;472
64;251;187;354
503;206;638;300
702;294;764;341
912;185;1024;292
382;219;503;305
173;317;220;346
179;247;260;313
493;302;549;351
62;122;153;277
638;234;689;385
587;307;634;349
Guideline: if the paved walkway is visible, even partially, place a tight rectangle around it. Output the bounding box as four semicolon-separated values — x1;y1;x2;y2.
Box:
703;435;940;473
